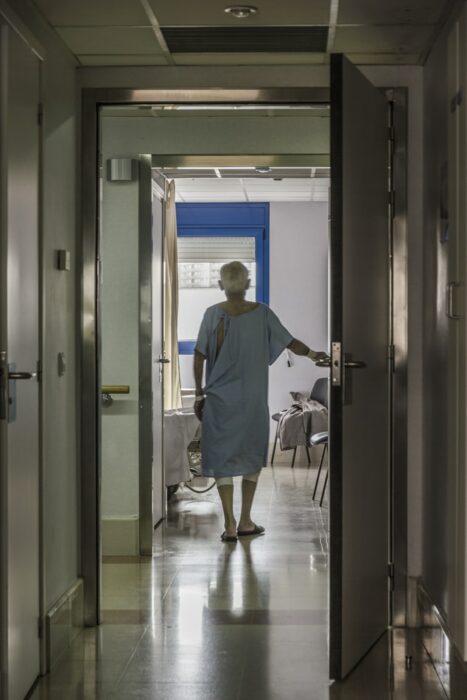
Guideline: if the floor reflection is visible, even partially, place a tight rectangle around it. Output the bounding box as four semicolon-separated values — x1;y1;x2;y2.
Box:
31;462;448;699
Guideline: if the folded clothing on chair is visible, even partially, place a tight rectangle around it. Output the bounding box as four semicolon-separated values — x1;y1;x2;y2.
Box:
278;399;328;450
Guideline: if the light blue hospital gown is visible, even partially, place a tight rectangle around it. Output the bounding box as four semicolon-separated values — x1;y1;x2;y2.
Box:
195;303;293;478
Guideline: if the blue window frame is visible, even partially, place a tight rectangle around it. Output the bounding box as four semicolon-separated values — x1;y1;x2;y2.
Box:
176;203;270;354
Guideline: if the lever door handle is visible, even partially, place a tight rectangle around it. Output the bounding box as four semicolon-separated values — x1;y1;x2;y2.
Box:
316;359;366;369
101;385;130;395
156;358;170;364
9;371;37;380
316;358;331;368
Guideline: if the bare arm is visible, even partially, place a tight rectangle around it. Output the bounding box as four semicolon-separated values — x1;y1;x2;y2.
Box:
288;338;328;363
193;350;206;420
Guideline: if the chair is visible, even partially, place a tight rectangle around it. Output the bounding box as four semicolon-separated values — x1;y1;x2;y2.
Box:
310;431;328;507
270;377;328;468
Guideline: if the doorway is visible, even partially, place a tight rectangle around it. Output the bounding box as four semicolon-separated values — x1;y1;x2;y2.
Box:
82;64;408;684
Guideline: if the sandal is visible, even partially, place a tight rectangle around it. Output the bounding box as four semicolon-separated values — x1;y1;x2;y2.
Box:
221;532;238;543
237;524;265;537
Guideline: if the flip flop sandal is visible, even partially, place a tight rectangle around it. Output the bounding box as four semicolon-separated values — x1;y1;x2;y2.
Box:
237;524;265;537
221;532;238;543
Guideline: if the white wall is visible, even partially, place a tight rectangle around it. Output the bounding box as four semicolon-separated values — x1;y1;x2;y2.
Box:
268;202;328;430
179;201;329;436
100;178;140;520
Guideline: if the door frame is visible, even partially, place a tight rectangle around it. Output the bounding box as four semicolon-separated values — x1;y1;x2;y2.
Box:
80;86;407;633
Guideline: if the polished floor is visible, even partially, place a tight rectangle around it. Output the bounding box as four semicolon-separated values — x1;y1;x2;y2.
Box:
32;459;447;699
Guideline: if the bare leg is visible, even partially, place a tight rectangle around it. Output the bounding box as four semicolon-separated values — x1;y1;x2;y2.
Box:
217;484;237;537
238;478;258;532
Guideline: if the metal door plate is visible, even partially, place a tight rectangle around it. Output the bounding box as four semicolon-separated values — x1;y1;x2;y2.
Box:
331;342;342;386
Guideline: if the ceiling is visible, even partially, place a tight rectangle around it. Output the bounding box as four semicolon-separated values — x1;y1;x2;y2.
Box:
32;0;453;67
164;168;330;203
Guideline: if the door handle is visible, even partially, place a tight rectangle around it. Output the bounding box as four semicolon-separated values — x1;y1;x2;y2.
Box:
9;371;37;380
101;385;130;394
316;358;366;369
315;343;366;401
316;358;331;368
156;358;170;364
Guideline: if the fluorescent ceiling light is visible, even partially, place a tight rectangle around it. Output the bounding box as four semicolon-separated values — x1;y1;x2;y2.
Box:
151;104;327;112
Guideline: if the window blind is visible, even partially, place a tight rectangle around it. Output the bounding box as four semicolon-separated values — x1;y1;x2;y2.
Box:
177;236;255;263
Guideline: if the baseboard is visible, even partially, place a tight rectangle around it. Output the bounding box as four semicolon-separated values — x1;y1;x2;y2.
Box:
101;516;139;555
417;579;467;698
46;578;84;672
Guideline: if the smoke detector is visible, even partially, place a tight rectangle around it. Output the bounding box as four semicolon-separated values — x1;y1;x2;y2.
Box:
224;5;258;19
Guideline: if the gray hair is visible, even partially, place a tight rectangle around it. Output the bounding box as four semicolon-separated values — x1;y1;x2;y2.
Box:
220;261;249;293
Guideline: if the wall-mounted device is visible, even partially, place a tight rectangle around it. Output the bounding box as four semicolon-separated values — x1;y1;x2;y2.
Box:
106;158;138;182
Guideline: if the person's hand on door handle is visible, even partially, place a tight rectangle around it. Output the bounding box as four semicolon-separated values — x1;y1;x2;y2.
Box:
308;350;329;364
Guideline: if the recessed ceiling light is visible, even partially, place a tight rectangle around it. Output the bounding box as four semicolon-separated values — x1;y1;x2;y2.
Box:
224;5;258;19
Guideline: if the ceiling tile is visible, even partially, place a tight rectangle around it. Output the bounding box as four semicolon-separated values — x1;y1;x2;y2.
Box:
148;0;331;26
338;0;445;25
32;0;149;26
78;54;168;66
56;27;162;55
172;52;327;65
333;25;433;54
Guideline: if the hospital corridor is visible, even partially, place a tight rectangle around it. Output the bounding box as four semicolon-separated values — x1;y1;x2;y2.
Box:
2;0;467;699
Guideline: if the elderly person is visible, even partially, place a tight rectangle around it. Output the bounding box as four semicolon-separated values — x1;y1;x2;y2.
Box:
194;261;327;543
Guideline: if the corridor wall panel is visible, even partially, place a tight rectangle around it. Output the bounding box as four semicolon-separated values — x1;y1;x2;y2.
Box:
422;18;450;623
422;3;467;660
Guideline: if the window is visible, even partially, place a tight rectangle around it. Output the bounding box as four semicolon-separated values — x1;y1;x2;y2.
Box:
176;203;269;354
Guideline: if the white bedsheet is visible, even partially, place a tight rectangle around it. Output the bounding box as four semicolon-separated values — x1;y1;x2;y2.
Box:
164;409;199;486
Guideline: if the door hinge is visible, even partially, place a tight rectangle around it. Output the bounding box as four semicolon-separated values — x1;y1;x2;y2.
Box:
37;103;43;126
388;344;395;372
97;257;103;286
388;190;395;210
388;562;395;590
38;617;44;639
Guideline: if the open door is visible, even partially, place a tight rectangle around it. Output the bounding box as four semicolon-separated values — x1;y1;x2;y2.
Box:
150;170;166;530
329;54;390;680
138;155;165;552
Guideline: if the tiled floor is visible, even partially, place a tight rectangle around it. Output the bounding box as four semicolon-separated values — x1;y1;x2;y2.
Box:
32;461;447;699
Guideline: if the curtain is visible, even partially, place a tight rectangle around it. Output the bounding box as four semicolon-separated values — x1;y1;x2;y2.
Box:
163;180;182;409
